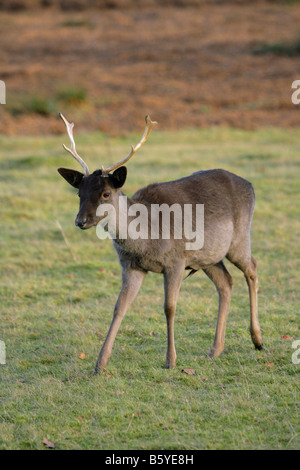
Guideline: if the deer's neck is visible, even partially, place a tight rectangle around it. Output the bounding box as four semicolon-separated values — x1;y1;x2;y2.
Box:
107;191;151;255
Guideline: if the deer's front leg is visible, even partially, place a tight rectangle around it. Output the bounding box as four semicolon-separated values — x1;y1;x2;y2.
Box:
94;268;146;374
163;261;185;369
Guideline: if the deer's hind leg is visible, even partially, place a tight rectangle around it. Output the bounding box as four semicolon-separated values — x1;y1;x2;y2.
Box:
203;261;233;358
227;247;263;351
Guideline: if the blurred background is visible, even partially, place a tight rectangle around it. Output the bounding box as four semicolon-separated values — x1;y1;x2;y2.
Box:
0;0;299;136
1;2;300;451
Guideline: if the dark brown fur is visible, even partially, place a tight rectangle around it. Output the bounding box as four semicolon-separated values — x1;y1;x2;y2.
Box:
58;165;263;373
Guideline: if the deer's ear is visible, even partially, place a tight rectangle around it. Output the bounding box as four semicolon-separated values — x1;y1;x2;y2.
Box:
111;166;127;188
57;168;84;189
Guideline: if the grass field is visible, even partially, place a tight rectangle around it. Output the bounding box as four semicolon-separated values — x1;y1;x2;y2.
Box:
0;126;299;450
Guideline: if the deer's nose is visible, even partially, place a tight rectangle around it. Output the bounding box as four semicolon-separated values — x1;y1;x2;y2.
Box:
76;218;87;229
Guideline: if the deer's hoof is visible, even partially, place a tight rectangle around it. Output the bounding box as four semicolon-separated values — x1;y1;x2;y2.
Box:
208;347;223;358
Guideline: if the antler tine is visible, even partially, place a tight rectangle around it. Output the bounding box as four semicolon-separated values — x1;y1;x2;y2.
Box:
103;115;157;175
59;112;90;177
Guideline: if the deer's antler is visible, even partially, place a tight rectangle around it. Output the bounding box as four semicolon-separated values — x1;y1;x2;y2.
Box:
59;113;90;177
102;115;157;175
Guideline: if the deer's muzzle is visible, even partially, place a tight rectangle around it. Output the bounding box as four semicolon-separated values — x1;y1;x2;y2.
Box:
75;216;88;229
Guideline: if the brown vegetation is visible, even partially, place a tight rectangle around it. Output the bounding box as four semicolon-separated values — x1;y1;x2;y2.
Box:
0;0;299;135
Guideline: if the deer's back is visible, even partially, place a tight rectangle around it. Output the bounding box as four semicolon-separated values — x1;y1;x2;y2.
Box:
133;168;254;215
117;169;255;272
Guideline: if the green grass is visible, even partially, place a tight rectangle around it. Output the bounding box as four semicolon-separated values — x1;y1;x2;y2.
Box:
59;19;94;29
6;87;87;117
6;94;57;117
0;126;299;449
56;87;87;105
253;38;300;56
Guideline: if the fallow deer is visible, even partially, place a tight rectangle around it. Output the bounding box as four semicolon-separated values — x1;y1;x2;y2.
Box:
57;113;263;374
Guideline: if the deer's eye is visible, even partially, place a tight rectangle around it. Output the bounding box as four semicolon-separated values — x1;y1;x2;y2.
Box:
102;192;111;199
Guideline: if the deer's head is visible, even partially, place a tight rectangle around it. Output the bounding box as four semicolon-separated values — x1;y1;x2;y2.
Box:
57;113;157;230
